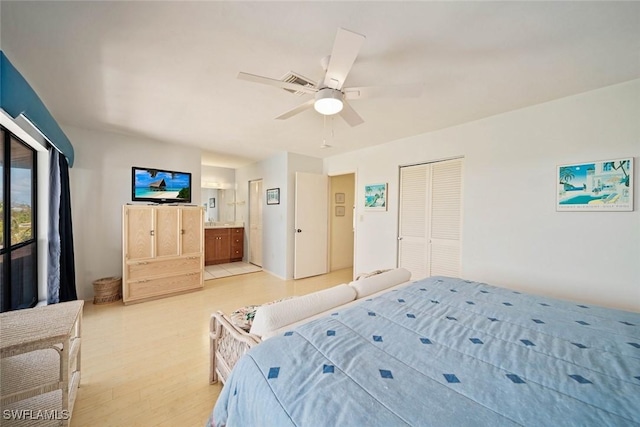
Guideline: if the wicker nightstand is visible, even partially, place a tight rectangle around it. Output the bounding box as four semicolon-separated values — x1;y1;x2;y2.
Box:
1;300;83;426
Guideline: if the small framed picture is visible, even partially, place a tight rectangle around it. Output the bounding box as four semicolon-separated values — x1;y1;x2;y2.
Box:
335;193;345;204
209;197;216;208
364;183;388;211
335;206;345;216
266;188;280;205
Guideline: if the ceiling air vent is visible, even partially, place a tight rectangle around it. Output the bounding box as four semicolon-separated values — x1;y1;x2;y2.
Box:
280;72;316;96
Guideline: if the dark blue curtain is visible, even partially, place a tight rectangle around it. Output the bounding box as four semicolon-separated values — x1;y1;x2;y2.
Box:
47;149;76;303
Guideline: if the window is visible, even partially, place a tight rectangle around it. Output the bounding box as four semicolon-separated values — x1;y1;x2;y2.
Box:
0;126;38;312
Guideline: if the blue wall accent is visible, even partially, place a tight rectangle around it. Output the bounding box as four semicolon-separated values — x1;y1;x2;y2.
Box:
0;51;74;166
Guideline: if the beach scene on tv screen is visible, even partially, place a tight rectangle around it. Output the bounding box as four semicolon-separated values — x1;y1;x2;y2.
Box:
134;169;190;201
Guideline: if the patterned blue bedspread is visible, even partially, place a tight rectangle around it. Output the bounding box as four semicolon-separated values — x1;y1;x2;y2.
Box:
210;277;640;426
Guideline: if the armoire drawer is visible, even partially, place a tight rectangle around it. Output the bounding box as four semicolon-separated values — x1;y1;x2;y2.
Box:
126;256;201;280
125;271;202;301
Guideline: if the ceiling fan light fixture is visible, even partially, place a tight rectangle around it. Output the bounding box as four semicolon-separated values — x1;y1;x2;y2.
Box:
314;88;343;115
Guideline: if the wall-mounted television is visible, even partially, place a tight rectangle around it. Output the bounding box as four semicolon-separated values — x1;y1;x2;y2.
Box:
132;167;192;204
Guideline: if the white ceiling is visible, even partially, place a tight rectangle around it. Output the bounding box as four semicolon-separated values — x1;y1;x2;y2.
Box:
1;1;639;168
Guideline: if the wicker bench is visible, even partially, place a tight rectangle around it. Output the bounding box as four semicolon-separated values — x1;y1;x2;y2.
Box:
209;311;260;384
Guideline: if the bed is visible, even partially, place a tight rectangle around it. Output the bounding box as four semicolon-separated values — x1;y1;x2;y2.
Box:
209;276;640;426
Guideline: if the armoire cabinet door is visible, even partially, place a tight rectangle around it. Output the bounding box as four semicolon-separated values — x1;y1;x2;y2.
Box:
125;207;154;260
181;208;203;255
155;208;180;257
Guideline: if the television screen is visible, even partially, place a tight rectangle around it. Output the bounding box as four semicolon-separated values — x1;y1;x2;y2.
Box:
132;167;192;203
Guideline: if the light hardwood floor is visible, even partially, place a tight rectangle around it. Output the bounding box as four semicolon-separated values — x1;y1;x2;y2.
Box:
71;268;353;427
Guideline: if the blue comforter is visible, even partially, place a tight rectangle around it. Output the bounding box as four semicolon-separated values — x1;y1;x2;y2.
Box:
210;277;640;426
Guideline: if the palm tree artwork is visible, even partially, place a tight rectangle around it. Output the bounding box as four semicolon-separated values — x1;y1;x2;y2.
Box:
559;167;576;190
365;184;387;209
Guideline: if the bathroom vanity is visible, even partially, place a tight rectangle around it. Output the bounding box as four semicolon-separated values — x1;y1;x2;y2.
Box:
204;224;244;265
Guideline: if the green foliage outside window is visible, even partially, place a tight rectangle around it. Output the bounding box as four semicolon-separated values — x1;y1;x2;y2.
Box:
6;203;32;246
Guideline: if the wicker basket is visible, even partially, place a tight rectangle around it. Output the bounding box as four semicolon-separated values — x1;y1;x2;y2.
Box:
93;277;122;305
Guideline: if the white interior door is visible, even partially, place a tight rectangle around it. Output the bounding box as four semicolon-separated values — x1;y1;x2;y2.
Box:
249;180;263;267
294;172;328;279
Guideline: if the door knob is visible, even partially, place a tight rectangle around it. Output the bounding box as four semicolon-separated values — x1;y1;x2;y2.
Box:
296;229;302;233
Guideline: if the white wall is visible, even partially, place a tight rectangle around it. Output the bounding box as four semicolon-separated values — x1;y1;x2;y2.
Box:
236;151;323;279
201;164;235;187
325;80;640;311
236;152;288;278
64;126;202;300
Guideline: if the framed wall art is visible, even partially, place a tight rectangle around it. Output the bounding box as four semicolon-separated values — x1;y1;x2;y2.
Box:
557;158;633;211
364;183;387;211
335;206;345;216
335;193;345;204
266;188;280;205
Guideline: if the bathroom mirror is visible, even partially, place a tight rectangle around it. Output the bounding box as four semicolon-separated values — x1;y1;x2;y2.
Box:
202;188;235;223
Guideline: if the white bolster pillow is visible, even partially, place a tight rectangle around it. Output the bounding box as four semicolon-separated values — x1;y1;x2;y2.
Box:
349;268;412;298
249;284;356;337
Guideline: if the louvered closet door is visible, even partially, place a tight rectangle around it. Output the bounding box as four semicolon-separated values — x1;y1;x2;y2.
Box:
398;165;429;279
398;158;462;280
428;159;462;277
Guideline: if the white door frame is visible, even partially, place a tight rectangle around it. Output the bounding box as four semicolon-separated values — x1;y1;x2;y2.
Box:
248;179;263;267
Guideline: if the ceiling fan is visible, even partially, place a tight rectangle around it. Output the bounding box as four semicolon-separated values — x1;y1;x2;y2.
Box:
238;28;421;127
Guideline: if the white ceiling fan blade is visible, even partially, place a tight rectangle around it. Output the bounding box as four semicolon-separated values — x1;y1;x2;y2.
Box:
343;84;422;100
275;99;315;120
323;28;366;90
238;72;318;95
339;100;364;127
